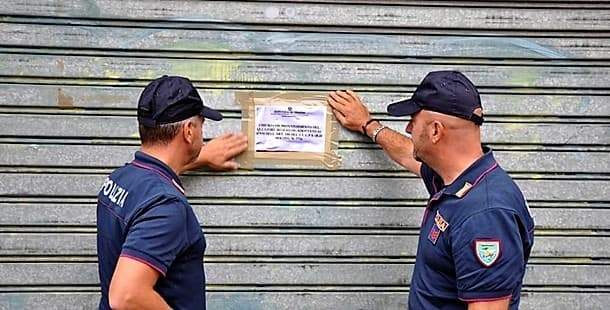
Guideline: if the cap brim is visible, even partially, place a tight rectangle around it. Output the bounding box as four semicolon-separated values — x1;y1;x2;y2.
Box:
201;106;223;121
387;98;422;116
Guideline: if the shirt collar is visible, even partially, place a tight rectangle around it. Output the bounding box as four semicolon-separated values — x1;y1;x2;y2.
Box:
132;151;184;189
443;146;499;198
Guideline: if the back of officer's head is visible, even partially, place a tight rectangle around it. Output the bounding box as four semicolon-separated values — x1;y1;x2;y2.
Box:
138;116;200;146
136;75;223;146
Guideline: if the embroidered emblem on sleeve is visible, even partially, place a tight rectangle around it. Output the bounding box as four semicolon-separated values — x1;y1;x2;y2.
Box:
434;211;449;232
475;240;501;267
428;225;441;245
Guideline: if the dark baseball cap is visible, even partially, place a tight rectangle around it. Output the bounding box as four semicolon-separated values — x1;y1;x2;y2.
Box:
387;71;483;125
137;75;223;127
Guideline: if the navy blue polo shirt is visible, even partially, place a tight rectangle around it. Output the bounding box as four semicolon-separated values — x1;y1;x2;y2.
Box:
409;147;534;309
97;151;206;310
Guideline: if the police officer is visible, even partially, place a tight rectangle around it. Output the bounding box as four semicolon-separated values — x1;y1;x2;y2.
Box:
97;75;247;310
326;71;534;310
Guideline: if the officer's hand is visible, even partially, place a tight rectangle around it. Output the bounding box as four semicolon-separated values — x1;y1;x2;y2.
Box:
326;90;371;134
194;133;248;171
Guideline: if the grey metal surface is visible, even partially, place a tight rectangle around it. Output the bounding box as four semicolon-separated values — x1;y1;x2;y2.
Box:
2;1;610;30
2;53;609;88
0;233;607;258
1;292;609;310
1;203;609;230
3;22;610;59
2;114;609;145
0;0;608;309
0;172;607;201
2;84;609;117
2;144;609;173
0;262;608;286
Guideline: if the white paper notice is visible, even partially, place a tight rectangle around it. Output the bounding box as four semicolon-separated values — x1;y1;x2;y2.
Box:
255;105;326;152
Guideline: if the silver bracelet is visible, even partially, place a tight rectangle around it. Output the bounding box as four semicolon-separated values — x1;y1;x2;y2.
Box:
371;125;388;143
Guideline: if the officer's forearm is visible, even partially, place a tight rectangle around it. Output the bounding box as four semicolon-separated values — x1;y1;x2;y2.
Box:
467;298;509;310
365;122;421;176
110;287;171;310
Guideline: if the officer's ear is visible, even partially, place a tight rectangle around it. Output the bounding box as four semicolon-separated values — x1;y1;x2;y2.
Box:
428;120;444;144
182;118;196;144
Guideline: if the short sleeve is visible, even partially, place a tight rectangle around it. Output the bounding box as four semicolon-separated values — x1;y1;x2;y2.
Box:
121;198;189;276
452;208;525;302
420;163;441;195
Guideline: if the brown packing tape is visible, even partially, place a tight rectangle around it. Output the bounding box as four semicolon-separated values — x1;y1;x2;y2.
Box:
236;91;342;170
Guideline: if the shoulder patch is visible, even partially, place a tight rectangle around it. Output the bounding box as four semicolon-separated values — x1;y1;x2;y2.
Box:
475;240;500;267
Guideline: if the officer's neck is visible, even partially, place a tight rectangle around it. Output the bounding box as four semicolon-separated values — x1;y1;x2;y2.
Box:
140;143;190;176
428;143;484;186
